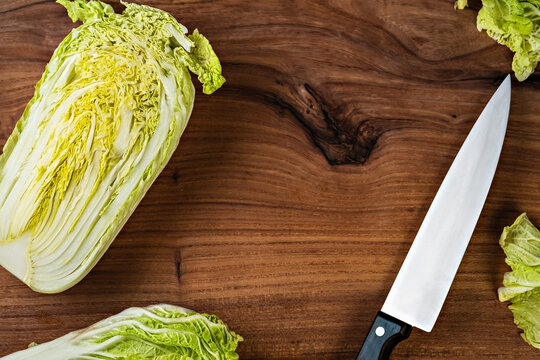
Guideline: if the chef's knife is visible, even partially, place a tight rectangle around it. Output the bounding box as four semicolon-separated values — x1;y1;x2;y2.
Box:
356;75;511;360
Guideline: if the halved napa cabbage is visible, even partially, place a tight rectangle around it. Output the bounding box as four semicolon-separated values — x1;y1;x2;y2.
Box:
0;0;225;293
2;304;242;359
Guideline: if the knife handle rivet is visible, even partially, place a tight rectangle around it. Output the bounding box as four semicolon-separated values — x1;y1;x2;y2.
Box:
375;326;385;337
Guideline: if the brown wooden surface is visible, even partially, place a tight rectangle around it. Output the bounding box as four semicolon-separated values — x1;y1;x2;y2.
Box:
1;0;540;359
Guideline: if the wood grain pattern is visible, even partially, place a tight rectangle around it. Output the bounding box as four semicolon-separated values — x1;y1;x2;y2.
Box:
1;0;540;359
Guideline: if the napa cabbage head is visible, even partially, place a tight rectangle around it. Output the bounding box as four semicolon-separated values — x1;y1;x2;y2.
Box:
1;304;243;360
498;213;540;349
0;0;225;293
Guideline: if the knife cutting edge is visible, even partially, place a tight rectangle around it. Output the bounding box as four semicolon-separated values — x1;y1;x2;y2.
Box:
356;75;511;360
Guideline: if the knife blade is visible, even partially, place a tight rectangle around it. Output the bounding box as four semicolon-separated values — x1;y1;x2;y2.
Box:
356;75;511;360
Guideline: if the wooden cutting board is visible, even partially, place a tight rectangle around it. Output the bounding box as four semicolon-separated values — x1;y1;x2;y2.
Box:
1;0;539;359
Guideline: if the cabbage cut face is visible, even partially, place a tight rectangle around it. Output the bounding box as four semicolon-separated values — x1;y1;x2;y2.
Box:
2;304;242;359
0;0;225;293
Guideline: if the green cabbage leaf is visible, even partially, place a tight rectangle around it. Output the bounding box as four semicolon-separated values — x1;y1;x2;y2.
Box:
2;304;242;360
456;0;540;81
0;0;224;293
498;213;540;348
454;0;468;10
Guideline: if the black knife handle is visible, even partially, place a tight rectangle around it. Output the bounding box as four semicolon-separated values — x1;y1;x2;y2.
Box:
356;311;412;360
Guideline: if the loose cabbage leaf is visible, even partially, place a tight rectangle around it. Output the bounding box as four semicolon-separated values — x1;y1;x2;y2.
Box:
454;0;468;10
456;0;540;81
2;304;243;360
0;0;225;293
498;213;540;348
